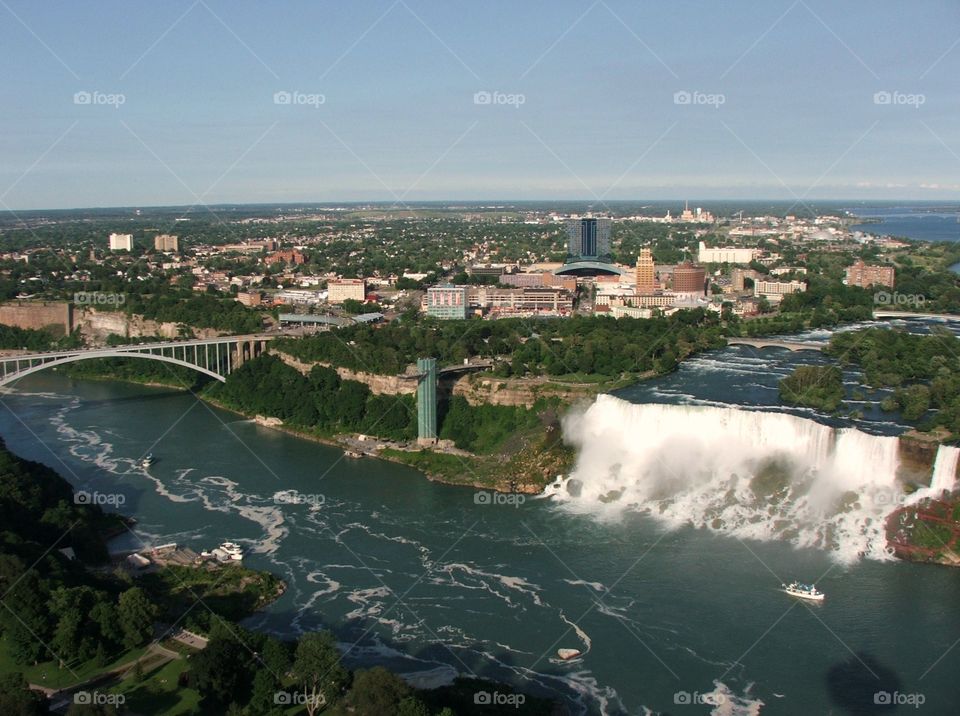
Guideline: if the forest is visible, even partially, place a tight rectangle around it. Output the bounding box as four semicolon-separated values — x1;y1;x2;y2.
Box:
827;327;960;434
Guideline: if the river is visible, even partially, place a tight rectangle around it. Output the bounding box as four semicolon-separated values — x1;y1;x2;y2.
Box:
2;319;959;714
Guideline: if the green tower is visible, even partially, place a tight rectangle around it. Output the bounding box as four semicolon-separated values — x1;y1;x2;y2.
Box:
416;357;438;444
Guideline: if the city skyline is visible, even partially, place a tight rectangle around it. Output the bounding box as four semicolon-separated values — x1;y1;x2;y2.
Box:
2;1;960;210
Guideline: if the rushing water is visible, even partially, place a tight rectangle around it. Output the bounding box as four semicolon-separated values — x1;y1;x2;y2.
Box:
3;327;960;714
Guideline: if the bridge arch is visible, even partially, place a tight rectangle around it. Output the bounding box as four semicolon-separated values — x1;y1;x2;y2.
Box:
0;351;227;387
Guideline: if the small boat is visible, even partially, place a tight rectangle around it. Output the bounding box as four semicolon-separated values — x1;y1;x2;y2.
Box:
204;542;244;563
140;453;154;468
344;450;363;458
557;648;582;660
782;581;824;601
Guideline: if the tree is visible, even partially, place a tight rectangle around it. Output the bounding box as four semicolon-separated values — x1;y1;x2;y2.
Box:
292;631;348;716
117;587;157;649
0;672;47;715
345;666;412;716
191;636;252;708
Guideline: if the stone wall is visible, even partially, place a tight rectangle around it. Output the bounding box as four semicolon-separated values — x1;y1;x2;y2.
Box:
0;301;72;334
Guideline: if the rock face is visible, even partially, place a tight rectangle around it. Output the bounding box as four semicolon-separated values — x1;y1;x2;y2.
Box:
898;429;948;480
451;374;597;407
75;309;224;344
275;352;417;395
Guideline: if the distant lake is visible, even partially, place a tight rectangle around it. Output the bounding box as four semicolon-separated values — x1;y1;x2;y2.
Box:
848;206;960;243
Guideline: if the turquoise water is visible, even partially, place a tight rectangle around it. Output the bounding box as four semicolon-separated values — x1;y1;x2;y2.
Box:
2;342;960;713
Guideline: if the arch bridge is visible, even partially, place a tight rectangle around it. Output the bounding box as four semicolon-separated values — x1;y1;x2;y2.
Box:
0;335;273;387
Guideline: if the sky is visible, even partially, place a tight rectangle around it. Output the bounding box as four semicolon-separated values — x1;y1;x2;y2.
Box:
1;0;959;209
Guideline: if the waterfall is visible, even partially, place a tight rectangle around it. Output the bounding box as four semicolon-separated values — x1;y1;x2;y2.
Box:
930;445;959;495
548;395;904;562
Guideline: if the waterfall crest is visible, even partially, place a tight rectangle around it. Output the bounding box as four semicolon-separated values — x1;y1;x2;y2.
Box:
549;395;904;562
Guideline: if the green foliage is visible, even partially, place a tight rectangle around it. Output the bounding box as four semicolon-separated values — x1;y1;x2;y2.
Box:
123;293;263;334
0;672;48;715
292;631;348;715
439;396;540;453
275;311;726;378
828;327;960;434
0;323;68;350
117;587;158;649
779;365;844;412
345;666;419;716
210;355;417;440
190;635;254;709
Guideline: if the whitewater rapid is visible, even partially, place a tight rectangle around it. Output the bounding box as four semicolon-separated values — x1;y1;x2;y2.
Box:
547;395;919;562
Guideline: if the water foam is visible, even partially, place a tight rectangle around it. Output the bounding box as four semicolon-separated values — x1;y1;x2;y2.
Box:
550;395;904;562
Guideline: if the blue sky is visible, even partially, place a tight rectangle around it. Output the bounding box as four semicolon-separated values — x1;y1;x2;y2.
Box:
1;0;959;209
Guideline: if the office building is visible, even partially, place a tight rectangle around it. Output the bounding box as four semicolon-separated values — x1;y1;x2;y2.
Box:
467;286;573;315
108;233;133;251
845;260;895;288
566;217;611;260
327;278;367;304
426;284;468;320
673;263;707;294
754;280;807;302
698;241;756;264
635;248;656;294
265;249;307;266
154;234;179;252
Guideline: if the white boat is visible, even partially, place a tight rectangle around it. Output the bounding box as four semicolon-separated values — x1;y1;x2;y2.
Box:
141;453;154;468
205;542;244;562
557;648;582;660
782;581;824;601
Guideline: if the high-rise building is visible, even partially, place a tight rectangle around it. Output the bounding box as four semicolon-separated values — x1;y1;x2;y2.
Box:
635;248;655;294
108;233;133;251
845;260;895;288
426;284;468;319
566;218;611;260
672;262;707;294
154;234;179;252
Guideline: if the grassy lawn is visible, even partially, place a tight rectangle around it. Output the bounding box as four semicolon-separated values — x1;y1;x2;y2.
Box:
111;658;200;715
0;633;148;691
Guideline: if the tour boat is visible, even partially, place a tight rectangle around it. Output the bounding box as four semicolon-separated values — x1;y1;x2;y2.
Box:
782;581;824;601
557;648;582;660
203;542;244;562
344;450;363;458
